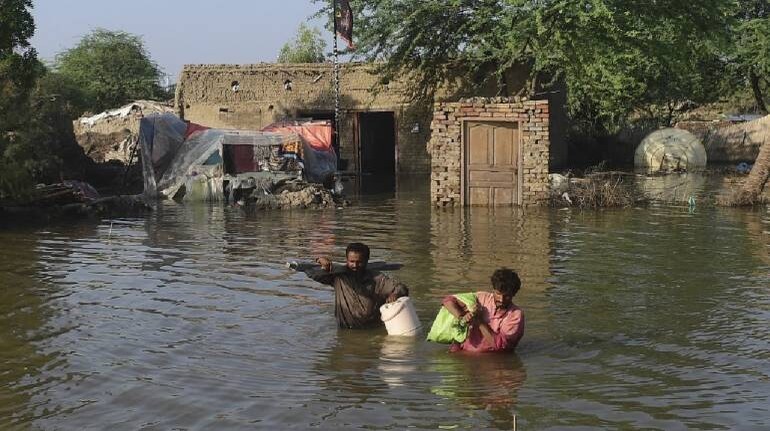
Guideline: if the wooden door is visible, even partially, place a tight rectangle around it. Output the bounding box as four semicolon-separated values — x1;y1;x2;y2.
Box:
464;121;520;206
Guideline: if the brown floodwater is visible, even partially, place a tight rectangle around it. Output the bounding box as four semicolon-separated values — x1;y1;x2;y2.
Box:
1;174;768;430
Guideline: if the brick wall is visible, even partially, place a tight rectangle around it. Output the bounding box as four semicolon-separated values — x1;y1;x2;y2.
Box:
430;97;550;206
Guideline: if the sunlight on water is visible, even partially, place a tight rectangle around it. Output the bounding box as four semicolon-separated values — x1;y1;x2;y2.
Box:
1;177;768;430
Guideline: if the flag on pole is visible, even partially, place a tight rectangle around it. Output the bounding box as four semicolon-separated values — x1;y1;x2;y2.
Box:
335;0;354;49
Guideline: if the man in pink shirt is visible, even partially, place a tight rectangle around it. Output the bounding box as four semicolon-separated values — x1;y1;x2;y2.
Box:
441;268;524;353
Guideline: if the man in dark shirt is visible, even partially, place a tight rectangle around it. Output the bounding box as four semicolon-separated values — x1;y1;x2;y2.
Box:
310;242;409;329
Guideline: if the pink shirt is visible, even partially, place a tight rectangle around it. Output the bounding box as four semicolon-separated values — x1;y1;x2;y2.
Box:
442;291;524;353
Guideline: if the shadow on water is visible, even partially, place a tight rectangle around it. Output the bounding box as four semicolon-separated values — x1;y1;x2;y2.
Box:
338;174;395;199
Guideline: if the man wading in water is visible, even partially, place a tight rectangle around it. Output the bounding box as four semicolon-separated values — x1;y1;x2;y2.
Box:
441;268;524;352
310;243;409;329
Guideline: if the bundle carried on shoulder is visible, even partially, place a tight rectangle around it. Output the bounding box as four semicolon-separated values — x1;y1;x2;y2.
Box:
426;292;476;344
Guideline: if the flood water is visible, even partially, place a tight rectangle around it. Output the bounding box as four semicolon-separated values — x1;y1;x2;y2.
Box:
1;175;768;430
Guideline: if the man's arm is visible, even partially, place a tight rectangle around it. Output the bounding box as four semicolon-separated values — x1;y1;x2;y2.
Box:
306;257;336;286
441;296;474;325
474;319;497;345
473;309;524;351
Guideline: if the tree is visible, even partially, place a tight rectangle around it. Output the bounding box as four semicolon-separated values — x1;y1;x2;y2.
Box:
0;2;93;201
277;23;327;63
730;1;770;113
55;29;164;114
0;0;41;199
315;0;734;135
0;0;39;135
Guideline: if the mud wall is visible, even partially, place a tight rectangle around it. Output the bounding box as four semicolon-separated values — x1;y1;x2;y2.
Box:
73;102;174;164
677;115;770;163
175;63;431;173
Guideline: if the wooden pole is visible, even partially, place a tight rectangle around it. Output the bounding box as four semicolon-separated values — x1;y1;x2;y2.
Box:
332;0;340;156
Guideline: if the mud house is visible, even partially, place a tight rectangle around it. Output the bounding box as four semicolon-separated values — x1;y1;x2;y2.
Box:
175;63;429;174
175;63;567;205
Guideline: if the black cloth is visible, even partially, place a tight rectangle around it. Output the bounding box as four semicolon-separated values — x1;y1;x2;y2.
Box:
335;0;354;49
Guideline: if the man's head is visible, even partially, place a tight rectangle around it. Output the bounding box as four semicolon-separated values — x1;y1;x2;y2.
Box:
345;242;370;272
491;268;521;308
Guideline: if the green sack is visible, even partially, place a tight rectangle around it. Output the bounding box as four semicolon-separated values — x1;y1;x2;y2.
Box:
426;292;477;344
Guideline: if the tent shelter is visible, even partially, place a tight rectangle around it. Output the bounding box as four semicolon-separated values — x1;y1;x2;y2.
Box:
139;114;336;201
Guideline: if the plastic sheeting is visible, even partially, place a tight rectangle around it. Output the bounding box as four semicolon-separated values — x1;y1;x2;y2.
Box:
634;128;707;173
182;167;224;203
262;120;333;150
262;121;337;183
79;100;172;127
140;113;302;199
139;113;188;198
426;293;477;344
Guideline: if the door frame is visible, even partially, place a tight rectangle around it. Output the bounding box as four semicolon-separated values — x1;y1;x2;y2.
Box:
355;110;398;176
460;118;524;206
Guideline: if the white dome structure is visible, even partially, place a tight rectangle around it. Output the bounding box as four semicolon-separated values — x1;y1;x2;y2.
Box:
634;128;707;172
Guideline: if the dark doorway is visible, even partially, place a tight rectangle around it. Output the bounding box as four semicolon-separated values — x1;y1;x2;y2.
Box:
359;112;396;175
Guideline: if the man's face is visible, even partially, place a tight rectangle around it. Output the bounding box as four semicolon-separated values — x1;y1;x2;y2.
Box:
346;251;367;272
493;289;512;308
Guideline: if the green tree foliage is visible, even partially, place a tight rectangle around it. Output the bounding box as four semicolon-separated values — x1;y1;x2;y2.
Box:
1;65;92;202
277;23;327;63
35;70;91;120
0;1;90;201
316;0;735;134
0;0;41;199
55;29;164;114
0;0;39;134
730;1;770;113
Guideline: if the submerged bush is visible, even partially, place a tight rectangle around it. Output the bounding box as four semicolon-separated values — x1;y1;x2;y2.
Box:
551;173;642;209
716;186;769;206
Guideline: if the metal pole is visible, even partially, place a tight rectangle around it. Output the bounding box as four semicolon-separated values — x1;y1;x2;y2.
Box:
332;0;340;157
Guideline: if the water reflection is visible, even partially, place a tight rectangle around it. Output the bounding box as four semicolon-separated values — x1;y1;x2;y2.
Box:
311;330;527;430
429;353;527;429
540;204;770;429
636;172;710;203
428;206;552;293
0;230;57;429
377;335;419;389
0;175;768;430
718;206;770;268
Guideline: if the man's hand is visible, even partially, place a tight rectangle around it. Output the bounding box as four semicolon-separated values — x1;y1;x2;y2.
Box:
461;307;478;325
316;257;332;272
461;310;474;325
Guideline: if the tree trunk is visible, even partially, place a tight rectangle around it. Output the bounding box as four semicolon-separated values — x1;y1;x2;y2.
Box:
749;71;768;115
742;133;770;198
